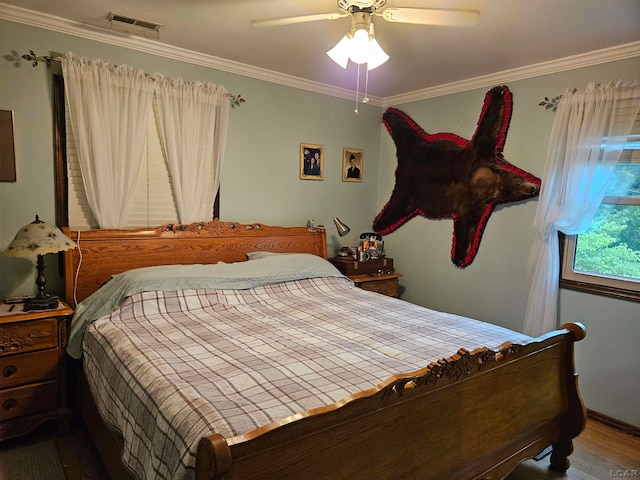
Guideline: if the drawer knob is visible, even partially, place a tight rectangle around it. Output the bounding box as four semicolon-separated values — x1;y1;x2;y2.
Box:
2;365;17;378
2;398;17;411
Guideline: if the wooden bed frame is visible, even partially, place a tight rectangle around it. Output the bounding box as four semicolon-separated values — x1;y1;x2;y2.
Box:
62;220;586;480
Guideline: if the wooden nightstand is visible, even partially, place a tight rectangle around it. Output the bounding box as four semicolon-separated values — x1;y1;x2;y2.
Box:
349;273;402;298
0;300;73;441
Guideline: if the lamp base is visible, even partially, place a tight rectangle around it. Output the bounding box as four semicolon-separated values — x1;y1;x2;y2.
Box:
23;294;59;311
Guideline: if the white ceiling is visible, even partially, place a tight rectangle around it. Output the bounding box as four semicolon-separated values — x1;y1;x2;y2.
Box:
3;0;640;101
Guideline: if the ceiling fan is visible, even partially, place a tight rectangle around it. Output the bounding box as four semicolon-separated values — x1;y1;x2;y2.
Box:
250;1;480;29
251;0;480;70
251;1;480;112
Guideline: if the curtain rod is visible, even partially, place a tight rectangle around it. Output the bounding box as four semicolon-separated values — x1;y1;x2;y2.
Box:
22;50;61;67
540;82;639;111
21;50;246;108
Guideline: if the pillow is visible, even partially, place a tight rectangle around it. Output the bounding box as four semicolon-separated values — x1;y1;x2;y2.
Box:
67;253;344;359
246;251;293;260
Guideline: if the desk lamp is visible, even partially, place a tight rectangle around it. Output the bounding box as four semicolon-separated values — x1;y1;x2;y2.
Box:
307;218;351;237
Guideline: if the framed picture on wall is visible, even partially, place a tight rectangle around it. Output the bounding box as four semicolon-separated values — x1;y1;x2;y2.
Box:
342;148;363;183
300;143;324;180
0;110;16;182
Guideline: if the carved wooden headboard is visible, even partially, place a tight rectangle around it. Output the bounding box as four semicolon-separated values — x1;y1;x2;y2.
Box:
63;220;327;307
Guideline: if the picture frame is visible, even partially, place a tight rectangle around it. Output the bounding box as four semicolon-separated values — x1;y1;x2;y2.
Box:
300;143;324;180
0;110;16;182
342;148;363;182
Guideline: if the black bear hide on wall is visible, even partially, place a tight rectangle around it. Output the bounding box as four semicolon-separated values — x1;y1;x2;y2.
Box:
373;86;541;267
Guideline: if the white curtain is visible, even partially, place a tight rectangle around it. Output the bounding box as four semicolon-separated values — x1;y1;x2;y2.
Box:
62;52;154;229
152;75;230;224
523;80;640;336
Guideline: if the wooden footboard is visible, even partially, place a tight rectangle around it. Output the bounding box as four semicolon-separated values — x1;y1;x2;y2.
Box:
194;323;586;480
71;323;585;480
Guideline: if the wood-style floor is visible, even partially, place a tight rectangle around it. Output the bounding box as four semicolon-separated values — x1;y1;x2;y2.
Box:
507;419;640;479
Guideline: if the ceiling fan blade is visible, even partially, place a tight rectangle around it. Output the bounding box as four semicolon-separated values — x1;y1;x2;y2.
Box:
251;12;347;28
381;8;480;27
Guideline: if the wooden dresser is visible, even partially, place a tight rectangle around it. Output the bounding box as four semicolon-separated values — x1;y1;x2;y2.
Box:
0;300;73;441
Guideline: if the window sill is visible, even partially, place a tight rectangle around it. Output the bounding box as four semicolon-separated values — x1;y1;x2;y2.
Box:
560;278;640;303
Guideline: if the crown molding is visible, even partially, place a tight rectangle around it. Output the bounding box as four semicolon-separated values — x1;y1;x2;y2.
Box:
1;2;637;107
384;41;640;107
0;3;384;105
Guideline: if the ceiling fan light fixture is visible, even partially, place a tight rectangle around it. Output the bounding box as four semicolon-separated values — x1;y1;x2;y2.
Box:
325;4;391;114
327;19;389;69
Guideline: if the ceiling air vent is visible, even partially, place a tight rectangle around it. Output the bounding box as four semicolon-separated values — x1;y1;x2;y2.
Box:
107;12;161;39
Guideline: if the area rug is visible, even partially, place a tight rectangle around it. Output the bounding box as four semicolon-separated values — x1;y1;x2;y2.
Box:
0;422;108;480
0;436;65;480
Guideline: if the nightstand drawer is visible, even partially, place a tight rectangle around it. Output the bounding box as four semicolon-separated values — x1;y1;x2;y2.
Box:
0;318;58;356
0;349;59;389
349;273;402;298
0;380;58;421
358;278;399;297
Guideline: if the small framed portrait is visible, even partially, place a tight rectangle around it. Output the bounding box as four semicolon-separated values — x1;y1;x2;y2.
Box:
300;143;324;180
342;148;363;183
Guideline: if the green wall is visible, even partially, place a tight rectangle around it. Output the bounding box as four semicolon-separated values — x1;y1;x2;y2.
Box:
1;18;639;427
0;19;383;296
384;57;640;427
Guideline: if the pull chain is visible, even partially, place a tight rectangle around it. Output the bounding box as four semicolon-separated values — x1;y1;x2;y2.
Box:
355;63;361;114
363;66;370;104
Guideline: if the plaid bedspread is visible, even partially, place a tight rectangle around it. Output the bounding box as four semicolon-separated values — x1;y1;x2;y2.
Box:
82;276;531;480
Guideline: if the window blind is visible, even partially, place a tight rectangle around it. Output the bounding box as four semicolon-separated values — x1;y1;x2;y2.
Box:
66;99;179;230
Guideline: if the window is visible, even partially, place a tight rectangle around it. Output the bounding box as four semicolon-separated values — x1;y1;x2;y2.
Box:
562;124;640;301
53;75;219;230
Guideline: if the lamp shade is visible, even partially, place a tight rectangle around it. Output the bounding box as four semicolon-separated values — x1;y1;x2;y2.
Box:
307;218;351;237
365;38;389;70
326;35;352;68
4;215;76;257
332;217;351;237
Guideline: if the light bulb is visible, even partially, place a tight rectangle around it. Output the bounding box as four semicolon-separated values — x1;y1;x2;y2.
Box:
349;28;370;64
